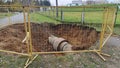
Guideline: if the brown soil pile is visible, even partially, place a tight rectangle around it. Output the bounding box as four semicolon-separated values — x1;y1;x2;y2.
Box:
0;23;99;53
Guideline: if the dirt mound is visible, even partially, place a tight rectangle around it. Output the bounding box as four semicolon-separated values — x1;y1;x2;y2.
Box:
0;23;99;53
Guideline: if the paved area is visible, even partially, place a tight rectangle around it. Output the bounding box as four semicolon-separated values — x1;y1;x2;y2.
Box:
105;36;120;47
0;13;27;27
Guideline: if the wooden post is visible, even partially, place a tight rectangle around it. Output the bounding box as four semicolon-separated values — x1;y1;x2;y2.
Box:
53;7;55;18
56;0;58;18
81;1;85;25
114;4;119;25
61;9;64;21
49;8;50;17
81;12;84;24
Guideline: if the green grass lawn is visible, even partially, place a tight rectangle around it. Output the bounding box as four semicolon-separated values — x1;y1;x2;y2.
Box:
116;11;120;24
92;24;120;35
114;25;120;35
62;11;103;23
40;11;103;23
30;12;60;24
60;12;82;22
40;4;120;24
31;11;103;23
41;11;120;24
57;4;119;12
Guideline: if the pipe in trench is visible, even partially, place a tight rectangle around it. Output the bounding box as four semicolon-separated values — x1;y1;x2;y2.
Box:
48;35;72;51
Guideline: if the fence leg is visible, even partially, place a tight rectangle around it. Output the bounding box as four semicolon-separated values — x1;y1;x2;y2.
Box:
24;55;39;68
95;51;111;61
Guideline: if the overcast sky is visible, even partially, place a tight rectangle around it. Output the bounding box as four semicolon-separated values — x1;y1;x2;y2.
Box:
49;0;118;6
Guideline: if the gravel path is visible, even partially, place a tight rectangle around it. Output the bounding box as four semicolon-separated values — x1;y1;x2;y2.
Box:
105;36;120;47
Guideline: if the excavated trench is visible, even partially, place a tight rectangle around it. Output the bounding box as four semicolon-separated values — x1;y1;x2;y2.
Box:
0;22;100;53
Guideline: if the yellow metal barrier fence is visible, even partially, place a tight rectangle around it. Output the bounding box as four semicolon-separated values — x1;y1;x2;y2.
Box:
0;5;117;68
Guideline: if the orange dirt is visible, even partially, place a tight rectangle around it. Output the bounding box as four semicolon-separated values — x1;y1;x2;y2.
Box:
0;23;99;53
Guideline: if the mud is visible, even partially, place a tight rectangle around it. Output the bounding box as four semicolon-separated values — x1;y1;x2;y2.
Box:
0;23;99;53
